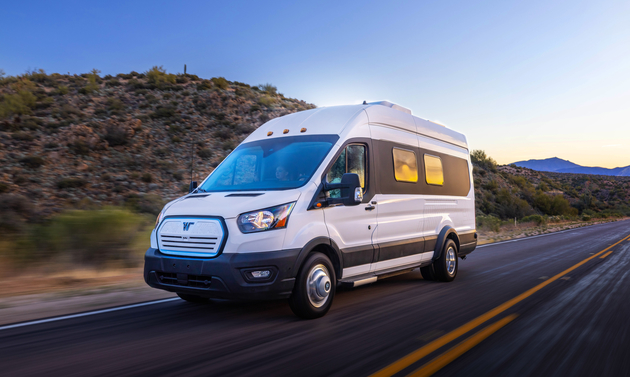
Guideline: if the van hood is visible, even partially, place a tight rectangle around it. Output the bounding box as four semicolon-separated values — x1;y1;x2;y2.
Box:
162;190;303;219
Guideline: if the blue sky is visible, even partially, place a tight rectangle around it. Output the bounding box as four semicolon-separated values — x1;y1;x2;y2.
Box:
2;0;629;167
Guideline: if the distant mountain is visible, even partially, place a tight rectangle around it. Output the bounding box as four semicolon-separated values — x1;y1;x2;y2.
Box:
511;157;630;177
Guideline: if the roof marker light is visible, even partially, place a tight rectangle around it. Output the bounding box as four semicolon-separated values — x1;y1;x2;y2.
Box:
300;128;307;133
267;131;273;136
283;129;289;134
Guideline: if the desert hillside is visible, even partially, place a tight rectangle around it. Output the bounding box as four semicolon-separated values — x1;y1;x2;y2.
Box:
0;68;315;229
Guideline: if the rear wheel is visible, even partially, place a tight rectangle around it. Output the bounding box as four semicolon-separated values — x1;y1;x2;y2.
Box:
434;239;458;282
289;252;336;319
177;293;209;303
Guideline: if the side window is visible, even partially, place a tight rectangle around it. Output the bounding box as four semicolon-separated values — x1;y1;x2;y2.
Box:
393;148;418;183
424;154;444;186
326;144;366;198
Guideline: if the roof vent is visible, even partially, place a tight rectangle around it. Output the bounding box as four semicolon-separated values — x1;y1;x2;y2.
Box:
365;101;412;115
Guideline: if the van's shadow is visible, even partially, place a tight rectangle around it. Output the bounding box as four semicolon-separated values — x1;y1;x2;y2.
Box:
166;269;441;323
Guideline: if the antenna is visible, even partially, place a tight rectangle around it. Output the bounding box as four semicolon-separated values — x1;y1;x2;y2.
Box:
188;133;197;193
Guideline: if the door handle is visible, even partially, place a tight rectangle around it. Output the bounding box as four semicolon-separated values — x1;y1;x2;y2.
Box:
365;205;375;211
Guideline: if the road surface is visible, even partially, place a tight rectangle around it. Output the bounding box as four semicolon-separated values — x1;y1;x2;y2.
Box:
1;219;629;377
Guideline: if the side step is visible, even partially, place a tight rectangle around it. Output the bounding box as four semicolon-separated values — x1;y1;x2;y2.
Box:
352;276;377;287
339;275;378;288
339;266;422;288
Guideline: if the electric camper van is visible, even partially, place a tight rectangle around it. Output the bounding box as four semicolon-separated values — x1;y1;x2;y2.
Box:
144;101;477;318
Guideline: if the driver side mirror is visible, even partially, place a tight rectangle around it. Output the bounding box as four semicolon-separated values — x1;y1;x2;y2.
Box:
323;173;363;206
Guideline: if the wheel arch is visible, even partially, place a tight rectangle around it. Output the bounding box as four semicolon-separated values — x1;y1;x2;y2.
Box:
432;226;460;261
292;237;342;280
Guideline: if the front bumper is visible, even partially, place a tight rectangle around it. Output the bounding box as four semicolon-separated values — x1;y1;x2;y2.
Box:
144;248;300;300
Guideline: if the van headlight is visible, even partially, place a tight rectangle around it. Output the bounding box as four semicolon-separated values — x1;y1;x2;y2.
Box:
237;202;296;233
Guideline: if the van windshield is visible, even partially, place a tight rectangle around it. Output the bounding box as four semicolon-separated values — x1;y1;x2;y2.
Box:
198;135;339;192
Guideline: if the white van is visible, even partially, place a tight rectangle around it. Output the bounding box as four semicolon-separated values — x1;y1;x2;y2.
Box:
144;101;477;318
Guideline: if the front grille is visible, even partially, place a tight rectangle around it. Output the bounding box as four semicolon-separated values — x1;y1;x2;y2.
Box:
158;272;212;288
158;218;225;257
159;235;218;251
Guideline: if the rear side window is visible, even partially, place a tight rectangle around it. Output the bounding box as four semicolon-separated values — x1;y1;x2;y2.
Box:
424;154;444;186
393;148;418;183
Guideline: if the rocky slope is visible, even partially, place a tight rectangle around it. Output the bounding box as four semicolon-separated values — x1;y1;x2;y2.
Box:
0;68;315;225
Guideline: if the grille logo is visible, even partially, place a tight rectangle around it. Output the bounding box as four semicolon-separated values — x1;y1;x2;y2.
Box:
182;222;195;231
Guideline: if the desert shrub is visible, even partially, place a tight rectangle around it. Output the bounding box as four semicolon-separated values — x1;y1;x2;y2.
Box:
482;179;498;191
0;182;8;193
145;66;176;88
470;150;497;172
151;105;176;118
249;104;260;112
533;191;577;216
171;136;182;143
197;80;213;91
55;85;70;96
103;124;129;146
521;214;547;226
197;148;213;159
477;215;501;232
213;127;232;140
106;78;122;87
259;83;277;95
211;77;229;90
172;172;183;180
0;80;37;118
56;178;87;189
141;173;153;183
258;95;275;107
106;98;124;111
12;131;35;141
581;215;591;221
19;155;45;169
21;116;44;130
58;103;82;118
538;182;550;192
79;69;101;94
222;140;236;150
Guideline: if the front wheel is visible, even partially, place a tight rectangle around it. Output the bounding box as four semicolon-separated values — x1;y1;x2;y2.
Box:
289;252;336;319
434;239;458;282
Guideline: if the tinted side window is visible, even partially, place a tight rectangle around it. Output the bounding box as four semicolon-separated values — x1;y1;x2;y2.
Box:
326;144;367;198
424;154;443;186
374;139;470;196
393;148;418;183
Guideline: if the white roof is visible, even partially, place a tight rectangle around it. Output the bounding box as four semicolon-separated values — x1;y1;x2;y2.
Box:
245;102;468;149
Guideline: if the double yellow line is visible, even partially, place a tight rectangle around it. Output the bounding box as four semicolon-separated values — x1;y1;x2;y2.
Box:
371;233;630;377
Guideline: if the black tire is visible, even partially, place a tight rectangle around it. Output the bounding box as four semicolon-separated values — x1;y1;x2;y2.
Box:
434;239;458;282
289;252;336;319
177;293;209;303
420;264;436;281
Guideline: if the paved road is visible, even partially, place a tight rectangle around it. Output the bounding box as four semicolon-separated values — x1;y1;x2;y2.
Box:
1;220;629;377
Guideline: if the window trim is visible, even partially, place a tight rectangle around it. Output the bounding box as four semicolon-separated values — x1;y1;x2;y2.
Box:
424;153;444;186
392;147;419;183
